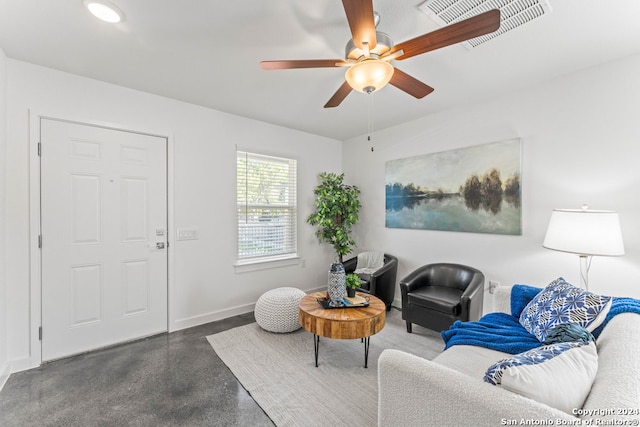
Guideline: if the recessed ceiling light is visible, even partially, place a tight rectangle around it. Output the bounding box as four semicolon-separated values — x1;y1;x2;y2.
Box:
84;0;124;23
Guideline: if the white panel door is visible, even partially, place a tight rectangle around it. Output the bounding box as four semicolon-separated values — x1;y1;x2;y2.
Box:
40;118;168;361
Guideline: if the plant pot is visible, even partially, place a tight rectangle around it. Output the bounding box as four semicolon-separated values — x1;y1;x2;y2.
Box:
327;262;346;307
346;287;356;298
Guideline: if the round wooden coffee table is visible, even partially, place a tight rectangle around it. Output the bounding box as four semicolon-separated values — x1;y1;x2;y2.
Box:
298;291;386;368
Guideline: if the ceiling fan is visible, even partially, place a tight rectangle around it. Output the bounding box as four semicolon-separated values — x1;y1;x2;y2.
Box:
260;1;501;108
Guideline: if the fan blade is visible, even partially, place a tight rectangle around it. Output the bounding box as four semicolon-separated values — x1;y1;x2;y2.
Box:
261;59;346;70
389;68;435;99
324;81;353;108
391;9;501;60
342;0;377;50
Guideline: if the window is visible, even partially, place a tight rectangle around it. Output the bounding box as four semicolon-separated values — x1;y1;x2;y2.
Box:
236;151;297;264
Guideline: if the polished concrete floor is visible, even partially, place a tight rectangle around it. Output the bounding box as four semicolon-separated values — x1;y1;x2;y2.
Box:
0;313;275;427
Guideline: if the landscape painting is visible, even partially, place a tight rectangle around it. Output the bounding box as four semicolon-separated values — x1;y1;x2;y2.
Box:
385;139;522;235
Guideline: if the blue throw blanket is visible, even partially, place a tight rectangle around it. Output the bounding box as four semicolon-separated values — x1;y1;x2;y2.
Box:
441;285;640;354
441;312;540;354
592;297;640;338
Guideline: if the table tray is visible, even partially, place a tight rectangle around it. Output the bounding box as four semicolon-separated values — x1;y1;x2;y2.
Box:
316;297;369;309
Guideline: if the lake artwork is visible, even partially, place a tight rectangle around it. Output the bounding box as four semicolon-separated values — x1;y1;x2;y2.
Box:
385;139;522;235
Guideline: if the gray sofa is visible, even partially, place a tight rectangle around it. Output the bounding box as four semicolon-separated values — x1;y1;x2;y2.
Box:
378;285;640;426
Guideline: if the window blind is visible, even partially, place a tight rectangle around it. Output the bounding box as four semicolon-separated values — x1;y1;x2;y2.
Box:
236;151;297;261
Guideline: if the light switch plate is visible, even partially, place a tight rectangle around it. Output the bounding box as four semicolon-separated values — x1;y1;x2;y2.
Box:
177;228;198;241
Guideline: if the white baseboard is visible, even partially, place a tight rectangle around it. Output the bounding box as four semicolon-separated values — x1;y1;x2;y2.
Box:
171;286;327;332
8;356;39;374
171;302;257;332
0;362;10;391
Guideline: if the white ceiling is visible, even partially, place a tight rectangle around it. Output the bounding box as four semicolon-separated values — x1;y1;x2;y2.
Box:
1;0;640;141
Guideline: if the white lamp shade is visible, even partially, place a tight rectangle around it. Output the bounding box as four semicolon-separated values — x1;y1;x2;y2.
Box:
543;209;625;256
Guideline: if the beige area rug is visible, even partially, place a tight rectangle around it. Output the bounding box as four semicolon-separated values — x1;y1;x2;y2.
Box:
207;309;444;427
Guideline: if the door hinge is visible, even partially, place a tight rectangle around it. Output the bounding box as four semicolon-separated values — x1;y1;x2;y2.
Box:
39;326;42;341
38;235;42;249
38;142;41;157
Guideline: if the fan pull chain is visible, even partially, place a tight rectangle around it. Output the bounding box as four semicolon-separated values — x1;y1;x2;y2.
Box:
368;92;374;151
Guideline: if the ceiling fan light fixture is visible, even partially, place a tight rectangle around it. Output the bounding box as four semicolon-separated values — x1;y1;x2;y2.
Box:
345;59;394;94
261;3;500;107
84;0;124;23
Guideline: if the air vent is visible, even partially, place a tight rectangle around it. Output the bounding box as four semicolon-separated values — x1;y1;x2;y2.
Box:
419;0;552;48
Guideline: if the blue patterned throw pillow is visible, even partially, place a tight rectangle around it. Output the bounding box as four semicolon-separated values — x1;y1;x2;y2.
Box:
519;277;612;342
484;341;598;414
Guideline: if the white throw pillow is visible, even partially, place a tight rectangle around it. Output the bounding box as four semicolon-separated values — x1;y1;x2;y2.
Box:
484;341;598;414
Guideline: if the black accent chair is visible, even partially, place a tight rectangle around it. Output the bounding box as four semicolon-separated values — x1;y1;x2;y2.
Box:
400;263;484;333
343;253;398;311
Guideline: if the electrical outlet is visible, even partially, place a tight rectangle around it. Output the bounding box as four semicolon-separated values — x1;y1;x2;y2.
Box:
488;280;500;294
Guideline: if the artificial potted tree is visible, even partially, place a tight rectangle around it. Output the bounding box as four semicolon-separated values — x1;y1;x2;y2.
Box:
307;172;361;306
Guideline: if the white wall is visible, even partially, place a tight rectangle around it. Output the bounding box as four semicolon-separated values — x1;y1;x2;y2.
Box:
0;48;9;388
6;52;640;373
344;53;640;311
5;60;341;371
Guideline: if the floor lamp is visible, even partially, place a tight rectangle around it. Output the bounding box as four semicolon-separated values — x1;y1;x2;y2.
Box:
543;206;625;290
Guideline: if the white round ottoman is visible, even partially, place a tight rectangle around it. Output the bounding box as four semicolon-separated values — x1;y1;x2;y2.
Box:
255;287;306;333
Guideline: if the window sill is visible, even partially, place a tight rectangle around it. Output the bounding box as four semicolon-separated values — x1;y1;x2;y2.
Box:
234;255;300;274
